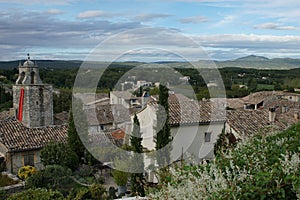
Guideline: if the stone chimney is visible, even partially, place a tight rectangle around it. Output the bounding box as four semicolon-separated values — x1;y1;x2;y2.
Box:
269;107;276;123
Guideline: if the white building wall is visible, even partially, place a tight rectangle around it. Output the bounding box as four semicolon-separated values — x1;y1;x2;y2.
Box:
136;105;224;161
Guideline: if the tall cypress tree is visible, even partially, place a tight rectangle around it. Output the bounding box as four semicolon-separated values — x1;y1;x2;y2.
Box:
67;111;85;161
155;84;171;168
130;114;145;197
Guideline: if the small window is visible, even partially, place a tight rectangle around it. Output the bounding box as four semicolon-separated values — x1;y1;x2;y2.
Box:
36;101;39;105
205;132;212;143
31;71;35;84
24;152;35;166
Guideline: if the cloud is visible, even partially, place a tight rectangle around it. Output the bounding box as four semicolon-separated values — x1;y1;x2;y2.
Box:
133;13;172;22
0;10;142;60
195;34;300;47
212;15;236;27
77;10;107;19
179;16;209;24
46;9;64;15
254;23;300;31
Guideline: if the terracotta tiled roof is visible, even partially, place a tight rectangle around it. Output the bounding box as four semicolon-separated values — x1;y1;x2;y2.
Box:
241;91;282;105
227;110;286;137
0;118;68;152
86;104;133;126
264;99;300;125
148;94;226;126
169;100;226;125
87;129;124;147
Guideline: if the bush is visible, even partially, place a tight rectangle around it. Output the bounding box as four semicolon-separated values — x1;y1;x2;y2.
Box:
7;188;64;200
18;165;37;180
26;165;72;190
149;123;300;199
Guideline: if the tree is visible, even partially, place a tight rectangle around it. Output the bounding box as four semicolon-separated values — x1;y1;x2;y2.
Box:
68;111;85;162
248;78;257;92
130;114;145;197
155;84;172;169
40;142;79;171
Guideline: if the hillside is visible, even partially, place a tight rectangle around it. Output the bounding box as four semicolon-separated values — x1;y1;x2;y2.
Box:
0;56;300;70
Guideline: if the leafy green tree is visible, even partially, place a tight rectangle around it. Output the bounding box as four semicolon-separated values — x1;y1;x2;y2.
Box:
40;142;79;171
248;78;257;92
53;88;72;113
130;114;145;197
155;84;172;169
149;87;159;95
0;85;13;111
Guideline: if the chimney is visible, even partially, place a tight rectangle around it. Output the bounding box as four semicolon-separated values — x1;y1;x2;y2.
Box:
269;107;276;123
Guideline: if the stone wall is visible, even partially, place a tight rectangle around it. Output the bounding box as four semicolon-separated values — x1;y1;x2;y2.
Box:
13;85;53;127
0;172;24;194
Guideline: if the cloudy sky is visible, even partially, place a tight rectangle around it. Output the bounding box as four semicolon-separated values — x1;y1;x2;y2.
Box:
1;0;300;61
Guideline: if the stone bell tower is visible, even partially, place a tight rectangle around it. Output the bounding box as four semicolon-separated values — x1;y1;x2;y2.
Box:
12;54;53;127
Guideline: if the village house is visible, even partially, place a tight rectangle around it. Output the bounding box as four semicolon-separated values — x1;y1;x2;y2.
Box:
135;93;226;161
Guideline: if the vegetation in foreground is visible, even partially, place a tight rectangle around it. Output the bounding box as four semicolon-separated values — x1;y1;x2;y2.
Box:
149;123;300;199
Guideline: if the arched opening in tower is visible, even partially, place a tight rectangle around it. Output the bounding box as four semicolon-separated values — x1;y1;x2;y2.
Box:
18;72;25;84
31;71;35;84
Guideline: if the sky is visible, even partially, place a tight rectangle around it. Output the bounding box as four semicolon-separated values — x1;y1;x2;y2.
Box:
1;0;300;61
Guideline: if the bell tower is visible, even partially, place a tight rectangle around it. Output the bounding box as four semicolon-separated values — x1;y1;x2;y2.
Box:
13;54;53;127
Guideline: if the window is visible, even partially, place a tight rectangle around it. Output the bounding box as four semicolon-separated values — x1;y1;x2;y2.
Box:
24;152;34;166
31;71;35;84
205;132;212;143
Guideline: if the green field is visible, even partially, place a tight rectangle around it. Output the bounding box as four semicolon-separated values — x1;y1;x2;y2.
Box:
257;84;275;90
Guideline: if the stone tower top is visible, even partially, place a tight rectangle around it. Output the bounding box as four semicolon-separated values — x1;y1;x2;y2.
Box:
16;54;42;85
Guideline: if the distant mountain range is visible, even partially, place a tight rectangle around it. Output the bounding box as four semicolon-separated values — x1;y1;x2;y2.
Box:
1;55;300;69
214;55;300;69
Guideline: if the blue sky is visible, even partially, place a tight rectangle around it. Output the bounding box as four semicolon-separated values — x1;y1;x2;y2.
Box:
1;0;300;61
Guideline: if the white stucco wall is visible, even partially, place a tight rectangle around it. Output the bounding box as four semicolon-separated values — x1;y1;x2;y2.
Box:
135;106;157;150
135;105;224;161
171;123;224;161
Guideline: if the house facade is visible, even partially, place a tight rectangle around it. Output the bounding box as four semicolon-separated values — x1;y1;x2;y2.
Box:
135;94;226;161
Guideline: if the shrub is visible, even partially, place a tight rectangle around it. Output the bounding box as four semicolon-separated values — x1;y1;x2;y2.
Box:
26;165;72;190
7;188;64;200
18;165;37;180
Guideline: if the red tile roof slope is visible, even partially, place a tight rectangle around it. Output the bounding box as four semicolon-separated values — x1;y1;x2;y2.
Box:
0;118;68;152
